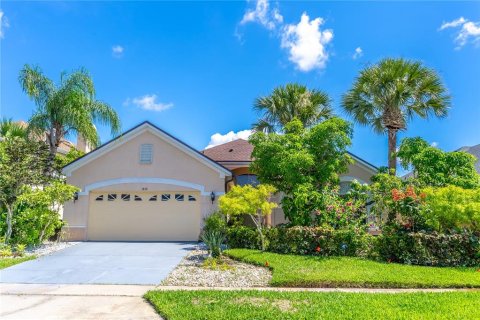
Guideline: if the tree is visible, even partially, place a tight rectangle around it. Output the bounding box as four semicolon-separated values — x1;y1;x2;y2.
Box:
250;118;353;225
0;118;27;139
19;64;121;174
0;137;50;242
55;148;85;172
219;184;277;251
253;83;333;133
397;137;480;189
342;58;450;174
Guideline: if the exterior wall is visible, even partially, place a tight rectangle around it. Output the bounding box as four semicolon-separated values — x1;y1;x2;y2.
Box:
63;130;226;241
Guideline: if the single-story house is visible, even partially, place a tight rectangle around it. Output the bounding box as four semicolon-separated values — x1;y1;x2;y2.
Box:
62;121;378;241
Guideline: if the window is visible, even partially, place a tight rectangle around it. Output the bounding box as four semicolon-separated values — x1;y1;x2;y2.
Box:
134;195;142;201
95;195;104;201
236;174;259;186
175;194;184;201
139;144;153;164
149;195;157;201
161;194;171;201
121;194;130;201
108;194;117;201
188;195;196;202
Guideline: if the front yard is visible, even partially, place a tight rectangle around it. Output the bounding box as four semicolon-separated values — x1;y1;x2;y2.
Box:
225;249;480;288
0;256;35;269
145;290;480;320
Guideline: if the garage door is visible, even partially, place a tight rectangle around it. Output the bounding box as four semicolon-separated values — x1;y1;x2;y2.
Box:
87;191;201;241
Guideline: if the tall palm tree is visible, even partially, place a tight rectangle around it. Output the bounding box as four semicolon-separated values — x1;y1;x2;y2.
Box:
19;64;121;173
342;58;450;174
253;83;333;133
0;118;28;139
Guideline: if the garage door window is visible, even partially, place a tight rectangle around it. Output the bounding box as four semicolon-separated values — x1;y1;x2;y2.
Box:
108;194;117;201
188;195;196;202
134;195;142;201
149;195;157;201
121;194;130;201
95;195;104;201
175;194;184;201
161;194;171;201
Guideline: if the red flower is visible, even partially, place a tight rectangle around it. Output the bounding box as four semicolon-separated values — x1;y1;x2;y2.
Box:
315;246;321;252
391;189;405;201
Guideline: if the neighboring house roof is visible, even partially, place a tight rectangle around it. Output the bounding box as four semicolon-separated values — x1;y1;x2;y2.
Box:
457;144;480;173
201;139;253;162
62;121;232;177
202;139;378;174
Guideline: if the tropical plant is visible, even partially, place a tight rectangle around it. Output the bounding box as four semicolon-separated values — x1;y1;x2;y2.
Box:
342;58;450;174
201;230;226;258
219;184;277;250
0;118;27;139
19;64;121;174
250;118;353;225
398;137;480;189
253;83;333;133
0;137;50;243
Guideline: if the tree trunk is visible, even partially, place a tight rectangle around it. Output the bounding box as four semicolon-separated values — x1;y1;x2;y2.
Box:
5;204;13;243
249;213;266;251
387;128;398;175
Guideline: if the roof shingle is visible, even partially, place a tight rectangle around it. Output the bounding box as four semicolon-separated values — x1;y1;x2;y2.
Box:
201;139;253;162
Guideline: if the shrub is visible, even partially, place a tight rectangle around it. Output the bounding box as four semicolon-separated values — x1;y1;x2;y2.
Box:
13;244;26;257
226;225;262;250
376;228;480;267
421;186;480;233
203;211;227;235
201;230;226;258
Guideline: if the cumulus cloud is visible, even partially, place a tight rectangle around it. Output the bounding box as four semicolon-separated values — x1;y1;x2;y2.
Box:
240;0;283;30
439;17;480;48
0;10;10;39
124;94;173;112
112;45;124;58
352;47;363;59
280;13;333;72
431;141;439;148
205;129;253;149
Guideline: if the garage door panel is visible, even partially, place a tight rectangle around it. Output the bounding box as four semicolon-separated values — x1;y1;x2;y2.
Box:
88;191;201;241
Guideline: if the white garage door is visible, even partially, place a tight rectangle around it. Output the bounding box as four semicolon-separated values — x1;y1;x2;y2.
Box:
87;191;201;241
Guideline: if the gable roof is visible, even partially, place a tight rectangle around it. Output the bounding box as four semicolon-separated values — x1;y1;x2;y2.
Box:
201;138;378;173
201;139;253;162
62;121;231;177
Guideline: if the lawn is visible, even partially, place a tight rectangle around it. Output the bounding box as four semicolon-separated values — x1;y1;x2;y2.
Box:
0;256;35;269
145;290;480;320
225;249;480;288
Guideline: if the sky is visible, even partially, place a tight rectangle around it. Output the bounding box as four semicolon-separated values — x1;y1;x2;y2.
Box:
1;1;479;172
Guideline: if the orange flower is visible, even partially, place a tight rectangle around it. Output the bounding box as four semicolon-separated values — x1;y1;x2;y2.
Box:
405;185;417;199
265;261;269;267
315;246;321;252
419;192;427;199
391;189;405;201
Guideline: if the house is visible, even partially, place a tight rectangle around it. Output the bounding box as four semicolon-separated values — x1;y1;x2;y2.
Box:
62;121;377;241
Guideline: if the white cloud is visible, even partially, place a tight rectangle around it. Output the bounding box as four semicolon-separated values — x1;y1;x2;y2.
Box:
0;10;10;39
125;94;173;112
439;17;480;48
205;129;253;149
431;141;439;148
240;0;283;30
352;47;363;59
280;13;333;72
112;45;124;58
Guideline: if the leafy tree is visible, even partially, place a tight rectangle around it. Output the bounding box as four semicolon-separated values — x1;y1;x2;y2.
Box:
253;83;333;133
55;148;85;172
342;58;450;174
219;184;277;250
250;118;353;225
0;137;50;242
398;137;480;189
19;64;121;174
369;172;404;225
0;118;27;139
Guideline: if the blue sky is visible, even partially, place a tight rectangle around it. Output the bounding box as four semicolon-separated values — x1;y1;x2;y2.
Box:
1;1;479;171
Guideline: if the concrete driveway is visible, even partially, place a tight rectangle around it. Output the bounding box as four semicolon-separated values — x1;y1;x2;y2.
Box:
0;242;194;285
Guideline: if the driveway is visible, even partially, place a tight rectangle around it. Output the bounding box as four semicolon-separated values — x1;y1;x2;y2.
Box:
0;242;194;285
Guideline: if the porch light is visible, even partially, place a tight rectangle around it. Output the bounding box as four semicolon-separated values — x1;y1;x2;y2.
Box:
73;192;79;203
210;191;216;204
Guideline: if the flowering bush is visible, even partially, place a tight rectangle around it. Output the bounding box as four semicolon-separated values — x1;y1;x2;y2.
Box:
389;185;428;231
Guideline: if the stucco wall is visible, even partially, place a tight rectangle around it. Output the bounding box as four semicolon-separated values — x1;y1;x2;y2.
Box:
63;130;226;240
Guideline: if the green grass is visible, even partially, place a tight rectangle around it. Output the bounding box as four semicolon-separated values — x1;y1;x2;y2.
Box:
145;290;480;320
0;256;35;269
225;249;480;288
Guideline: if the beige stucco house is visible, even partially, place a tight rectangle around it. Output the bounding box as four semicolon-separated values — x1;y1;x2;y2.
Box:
62;121;377;241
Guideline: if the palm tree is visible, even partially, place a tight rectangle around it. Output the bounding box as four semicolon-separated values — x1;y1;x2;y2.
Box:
19;64;121;173
0;118;28;139
253;83;333;133
342;58;450;174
